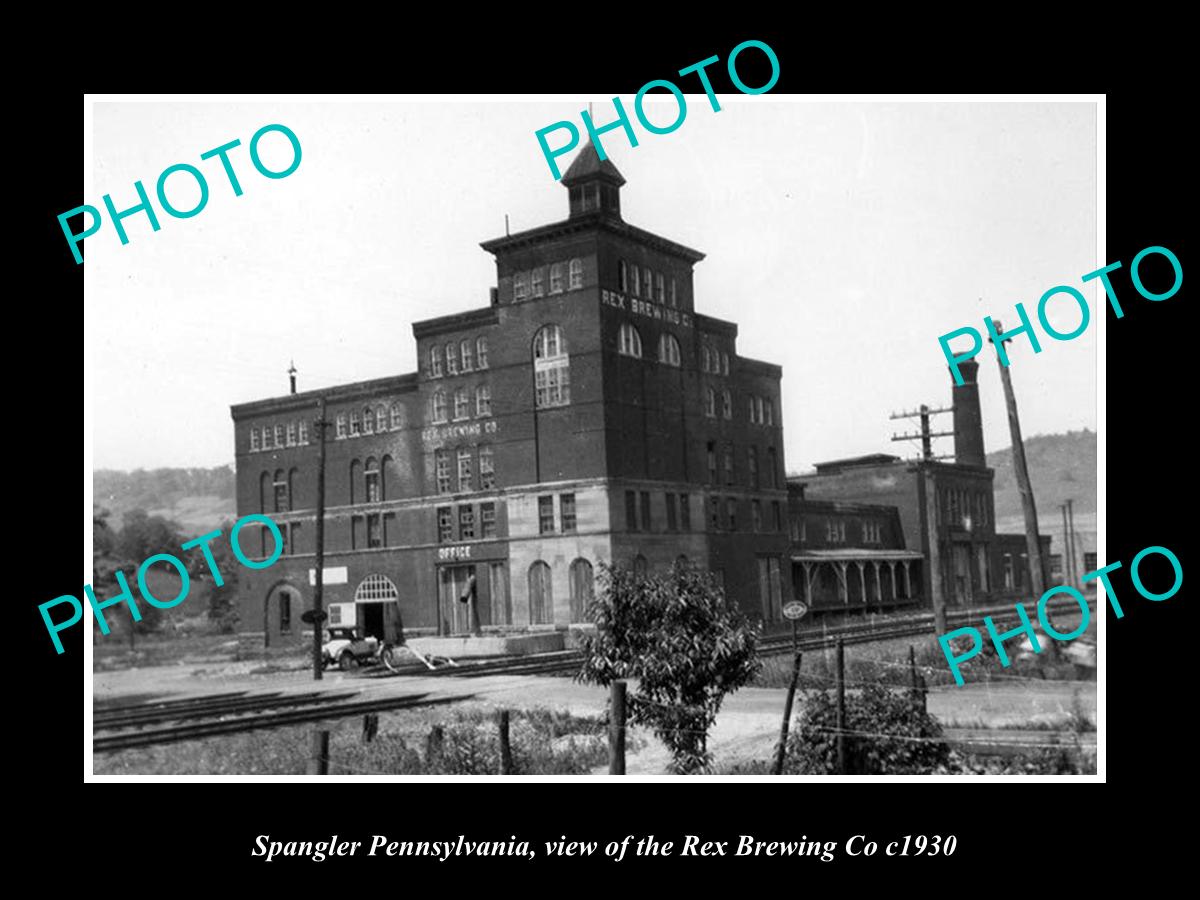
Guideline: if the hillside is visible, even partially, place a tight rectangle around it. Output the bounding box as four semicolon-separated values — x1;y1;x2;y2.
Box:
988;428;1096;521
94;466;236;535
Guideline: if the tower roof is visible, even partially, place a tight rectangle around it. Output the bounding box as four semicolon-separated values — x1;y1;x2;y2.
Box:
560;141;626;187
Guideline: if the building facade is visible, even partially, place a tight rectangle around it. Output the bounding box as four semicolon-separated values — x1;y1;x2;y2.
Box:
230;144;792;646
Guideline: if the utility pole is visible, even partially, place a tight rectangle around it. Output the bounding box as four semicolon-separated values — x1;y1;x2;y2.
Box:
891;404;953;635
312;396;329;681
1066;498;1078;584
1060;503;1072;584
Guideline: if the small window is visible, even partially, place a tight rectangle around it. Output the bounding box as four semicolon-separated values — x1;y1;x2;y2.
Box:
539;495;555;534
630;263;640;296
658;333;681;366
642;267;653;298
709;495;721;531
640;491;651;533
618;323;642;358
701;347;711;372
766;447;778;489
618;260;628;292
560;493;577;533
748;446;759;488
457;448;473;492
726;497;737;531
756;396;765;426
298;420;309;445
655;272;665;302
375;405;387;433
705;387;716;418
765;399;774;426
349;412;360;437
437;506;453;542
625;490;638;531
367;513;382;548
568;259;583;289
679;493;691;531
273;470;289;513
723;443;734;485
476;384;492;417
478;444;495;490
772;500;783;533
706;441;717;483
480;502;497;539
390;403;403;430
549;264;564;294
531;268;545;298
514;272;529;301
459;505;475;540
429;346;443;378
752;500;762;532
279;592;291;634
461;339;474;372
722;352;730;376
454;387;470;420
431;391;447;424
362;406;374;435
722;390;732;419
274;424;285;447
286;423;297;447
250;428;260;452
336;414;347;439
669;277;677;307
435;449;452;493
476;337;489;369
665;493;677;531
365;458;381;503
445;343;458;376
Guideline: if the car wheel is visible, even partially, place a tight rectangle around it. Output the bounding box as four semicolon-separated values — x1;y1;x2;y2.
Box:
381;645;402;673
338;651;358;672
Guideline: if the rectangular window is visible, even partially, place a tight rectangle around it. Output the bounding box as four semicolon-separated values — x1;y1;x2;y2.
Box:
539;495;555;534
625;490;638;531
476;338;489;369
250;428;261;452
490;562;511;625
274;482;289;513
723;443;734;485
367;513;382;548
514;272;528;301
709;495;721;531
640;491;651;533
748;446;759;489
766;447;778;488
665;493;677;531
437;506;453;542
1050;554;1063;577
1084;551;1097;572
435;449;452;493
535;363;570;408
655;272;665;302
457;448;473;492
279;592;291;634
560;493;577;533
618;260;628;292
298;420;309;445
550;265;564;294
261;426;274;451
531;268;545;297
288;522;300;555
480;502;496;539
285;423;296;446
476;384;492;417
707;442;717;483
643;267;653;298
430;346;443;377
274;424;285;447
772;500;783;533
669;277;677;307
758;558;775;623
726;497;737;531
751;500;762;532
1003;554;1015;589
630;264;640;296
459;504;475;540
679;493;691;531
478;445;495;490
454;388;470;420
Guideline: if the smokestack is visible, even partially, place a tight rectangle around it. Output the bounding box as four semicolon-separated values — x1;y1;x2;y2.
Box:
951;358;985;466
288;360;297;395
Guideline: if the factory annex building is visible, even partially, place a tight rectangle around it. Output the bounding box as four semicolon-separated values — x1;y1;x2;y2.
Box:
231;144;791;645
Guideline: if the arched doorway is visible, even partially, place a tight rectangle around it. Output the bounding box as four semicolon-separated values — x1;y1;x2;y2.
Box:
569;558;593;623
528;561;553;625
354;573;402;642
263;582;302;647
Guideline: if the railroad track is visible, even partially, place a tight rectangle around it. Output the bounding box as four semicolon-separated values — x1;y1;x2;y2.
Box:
93;691;474;753
94;690;359;731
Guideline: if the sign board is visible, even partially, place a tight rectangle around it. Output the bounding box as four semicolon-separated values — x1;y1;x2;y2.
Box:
309;566;349;586
300;609;328;625
782;600;808;621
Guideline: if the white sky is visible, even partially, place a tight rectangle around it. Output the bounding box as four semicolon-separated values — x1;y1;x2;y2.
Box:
88;99;1097;473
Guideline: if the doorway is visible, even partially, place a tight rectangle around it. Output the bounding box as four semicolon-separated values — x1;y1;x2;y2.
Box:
439;565;474;635
359;602;385;640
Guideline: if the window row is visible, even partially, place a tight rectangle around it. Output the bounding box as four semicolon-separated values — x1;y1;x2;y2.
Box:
747;394;775;426
249;420;311;452
527;557;595;626
335;403;405;440
616;322;682;366
706;495;786;533
617;260;677;307
700;345;731;375
429;384;492;423
538;493;577;535
625;491;693;533
434;445;496;494
437;502;498;542
430;336;489;378
513;259;584;302
258;521;301;558
705;442;781;489
939;486;990;529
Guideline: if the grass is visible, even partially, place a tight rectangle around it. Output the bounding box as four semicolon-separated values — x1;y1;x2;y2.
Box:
94;705;631;776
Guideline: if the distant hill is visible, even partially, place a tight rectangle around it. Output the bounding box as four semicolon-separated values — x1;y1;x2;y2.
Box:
94;466;236;535
988;429;1096;521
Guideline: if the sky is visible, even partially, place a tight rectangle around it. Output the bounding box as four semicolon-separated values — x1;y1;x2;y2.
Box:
88;99;1097;474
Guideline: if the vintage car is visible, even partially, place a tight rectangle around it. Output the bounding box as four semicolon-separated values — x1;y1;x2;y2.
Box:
321;627;380;671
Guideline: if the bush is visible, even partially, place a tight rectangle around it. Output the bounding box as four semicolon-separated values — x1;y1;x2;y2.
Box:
786;684;950;774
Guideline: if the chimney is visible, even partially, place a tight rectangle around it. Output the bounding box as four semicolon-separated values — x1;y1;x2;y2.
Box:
288;360;297;395
951;359;985;466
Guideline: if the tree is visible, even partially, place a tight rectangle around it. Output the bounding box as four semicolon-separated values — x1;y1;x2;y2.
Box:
785;684;950;775
578;562;761;774
198;518;241;632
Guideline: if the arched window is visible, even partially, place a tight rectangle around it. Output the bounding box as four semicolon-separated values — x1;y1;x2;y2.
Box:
618;260;628;292
722;352;730;375
658;332;681;366
630;263;640;296
549;264;564;294
756;396;765;425
528;561;553;625
429;346;442;378
568;258;583;290
475;384;492;417
355;573;399;602
705;387;716;418
445;343;458;376
273;469;289;512
569;558;594;623
476;336;489;369
390;402;403;430
749;396;758;423
460;339;474;372
642;267;653;298
349;459;362;504
722;390;732;419
633;555;648;579
362;405;374;435
365;457;381;503
655;272;665;302
765;399;774;426
431;391;447;423
669;277;677;308
618;323;642;358
533;324;570;408
701;347;711;372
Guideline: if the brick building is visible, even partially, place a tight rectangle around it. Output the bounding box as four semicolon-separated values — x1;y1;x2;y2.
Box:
230;143;793;646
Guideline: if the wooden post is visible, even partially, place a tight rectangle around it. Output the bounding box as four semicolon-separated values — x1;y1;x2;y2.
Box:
835;640;847;774
312;397;328;681
362;713;379;743
609;680;627;775
307;729;329;774
772;652;803;775
498;709;514;774
923;465;947;637
425;724;444;767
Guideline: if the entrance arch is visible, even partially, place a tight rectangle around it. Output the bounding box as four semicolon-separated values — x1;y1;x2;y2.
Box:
263;580;303;648
569;558;593;623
